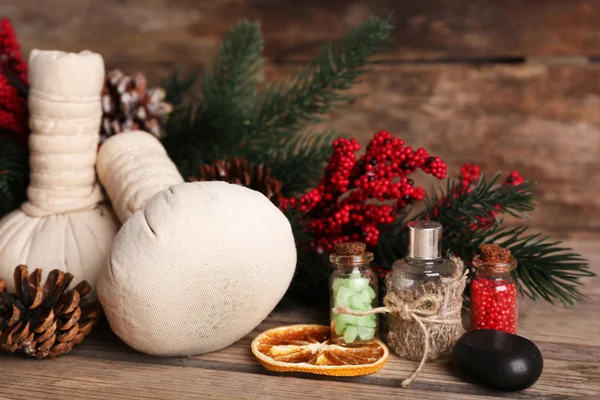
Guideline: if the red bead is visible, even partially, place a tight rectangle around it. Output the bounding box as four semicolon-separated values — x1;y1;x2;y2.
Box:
470;277;518;334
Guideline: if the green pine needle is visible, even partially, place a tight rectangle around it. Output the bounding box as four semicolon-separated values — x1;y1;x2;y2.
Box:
421;172;537;226
0;136;28;219
247;15;393;145
164;19;265;175
163;69;196;108
202;19;263;109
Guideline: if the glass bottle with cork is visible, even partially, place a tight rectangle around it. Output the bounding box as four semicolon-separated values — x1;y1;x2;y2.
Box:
470;244;518;334
392;221;455;289
329;242;378;346
386;220;466;379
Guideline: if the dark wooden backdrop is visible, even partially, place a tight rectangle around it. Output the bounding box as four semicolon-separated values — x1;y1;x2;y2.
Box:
3;0;600;235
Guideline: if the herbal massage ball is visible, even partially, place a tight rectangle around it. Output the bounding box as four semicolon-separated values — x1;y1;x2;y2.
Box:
0;50;119;295
96;132;297;356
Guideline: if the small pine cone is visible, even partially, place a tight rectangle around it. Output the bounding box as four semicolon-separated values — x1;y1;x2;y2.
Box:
0;266;101;359
101;69;173;142
190;158;284;205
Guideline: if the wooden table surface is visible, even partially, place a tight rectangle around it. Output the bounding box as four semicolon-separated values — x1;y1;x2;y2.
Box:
0;237;598;400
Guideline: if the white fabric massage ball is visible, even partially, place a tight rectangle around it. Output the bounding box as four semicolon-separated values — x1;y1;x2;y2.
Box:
97;180;297;356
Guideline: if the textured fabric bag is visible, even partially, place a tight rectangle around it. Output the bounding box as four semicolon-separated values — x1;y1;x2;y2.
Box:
96;132;297;356
0;50;119;295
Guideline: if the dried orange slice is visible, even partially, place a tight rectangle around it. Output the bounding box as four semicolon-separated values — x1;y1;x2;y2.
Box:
251;324;389;376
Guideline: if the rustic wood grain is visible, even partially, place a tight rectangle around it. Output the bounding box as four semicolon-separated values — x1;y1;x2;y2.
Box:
3;0;600;66
0;356;510;400
0;237;597;399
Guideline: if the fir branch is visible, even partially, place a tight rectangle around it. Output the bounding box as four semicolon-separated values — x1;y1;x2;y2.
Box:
247;15;393;145
421;174;592;305
164;20;265;174
163;69;196;108
421;173;536;231
202;19;263;110
0;135;28;218
268;129;342;196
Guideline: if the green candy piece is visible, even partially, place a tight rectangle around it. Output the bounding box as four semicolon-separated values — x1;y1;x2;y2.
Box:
349;270;362;279
350;292;371;311
349;277;369;291
335;313;357;327
334;286;355;306
334;316;347;335
362;315;377;328
365;285;377;300
357;290;372;306
358;326;376;340
344;326;358;343
355;315;376;328
332;278;350;292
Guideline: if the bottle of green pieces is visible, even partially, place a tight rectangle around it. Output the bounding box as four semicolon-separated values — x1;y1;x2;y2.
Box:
329;242;378;346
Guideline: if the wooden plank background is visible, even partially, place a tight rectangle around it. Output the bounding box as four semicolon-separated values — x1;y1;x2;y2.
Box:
3;0;600;233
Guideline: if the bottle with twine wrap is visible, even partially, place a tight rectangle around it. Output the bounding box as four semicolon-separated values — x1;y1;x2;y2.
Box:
333;222;467;387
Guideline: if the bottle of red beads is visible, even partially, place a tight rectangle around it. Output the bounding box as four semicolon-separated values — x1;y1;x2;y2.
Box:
470;244;518;334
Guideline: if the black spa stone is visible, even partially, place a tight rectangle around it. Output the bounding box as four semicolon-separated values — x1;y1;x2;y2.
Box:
452;330;543;391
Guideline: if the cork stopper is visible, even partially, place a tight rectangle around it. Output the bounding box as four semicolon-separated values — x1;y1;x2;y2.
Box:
473;244;516;273
330;242;373;265
479;244;511;263
335;242;366;256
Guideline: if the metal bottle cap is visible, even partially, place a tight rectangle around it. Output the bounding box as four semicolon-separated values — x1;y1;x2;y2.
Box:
407;220;442;260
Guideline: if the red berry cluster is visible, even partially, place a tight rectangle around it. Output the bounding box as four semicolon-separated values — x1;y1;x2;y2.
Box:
504;170;525;186
459;162;482;190
283;131;447;252
470;277;518;334
0;18;28;143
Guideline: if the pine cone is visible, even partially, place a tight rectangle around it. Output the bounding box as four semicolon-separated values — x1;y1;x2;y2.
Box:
101;69;173;142
190;158;284;205
0;266;101;359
